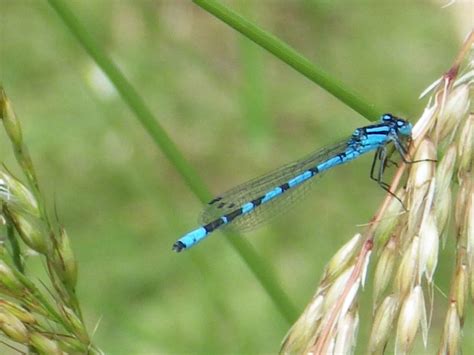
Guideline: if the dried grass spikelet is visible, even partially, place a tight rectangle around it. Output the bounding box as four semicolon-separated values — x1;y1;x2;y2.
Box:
281;31;474;355
368;294;399;354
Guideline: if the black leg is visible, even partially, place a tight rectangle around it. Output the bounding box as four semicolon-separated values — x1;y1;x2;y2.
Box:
386;158;399;168
370;147;381;182
394;138;437;164
370;144;407;210
376;157;406;209
377;180;407;211
369;138;436;210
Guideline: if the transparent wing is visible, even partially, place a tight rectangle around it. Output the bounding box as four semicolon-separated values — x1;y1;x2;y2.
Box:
200;138;352;232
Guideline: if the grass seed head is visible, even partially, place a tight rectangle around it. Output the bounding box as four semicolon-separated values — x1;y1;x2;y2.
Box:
395;285;424;355
333;308;359;355
0;300;36;324
394;236;419;298
54;228;78;289
453;263;468;321
29;332;63;355
407;139;436;237
454;176;471;234
324;233;362;282
323;266;355;313
0;171;40;217
436;84;470;142
435;144;457;198
418;213;439;282
6;208;49;254
373;236;397;306
411;139;437;188
368;294;399;354
464;184;474;283
0;310;28;344
435;188;451;244
457;113;473;172
62;306;89;343
0;260;24;294
0;88;23;147
439;302;461;355
280;294;324;354
374;188;406;244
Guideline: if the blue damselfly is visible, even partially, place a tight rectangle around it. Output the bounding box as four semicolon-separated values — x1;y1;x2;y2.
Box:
173;113;413;252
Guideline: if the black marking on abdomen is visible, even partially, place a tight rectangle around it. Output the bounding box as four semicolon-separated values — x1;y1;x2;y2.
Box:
224;208;244;223
309;167;319;175
280;182;290;191
223;193;266;225
204;218;225;233
251;195;264;207
337;153;346;162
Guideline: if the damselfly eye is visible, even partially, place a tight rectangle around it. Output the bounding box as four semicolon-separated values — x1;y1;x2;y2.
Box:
381;113;393;122
397;121;413;136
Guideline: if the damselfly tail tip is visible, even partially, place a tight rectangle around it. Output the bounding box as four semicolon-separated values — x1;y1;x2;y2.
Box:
172;241;186;253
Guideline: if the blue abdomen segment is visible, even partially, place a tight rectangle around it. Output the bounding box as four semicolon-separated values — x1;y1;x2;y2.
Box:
173;227;208;252
173;113;413;252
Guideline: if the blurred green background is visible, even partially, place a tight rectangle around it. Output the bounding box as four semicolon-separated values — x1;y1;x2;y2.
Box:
1;0;472;353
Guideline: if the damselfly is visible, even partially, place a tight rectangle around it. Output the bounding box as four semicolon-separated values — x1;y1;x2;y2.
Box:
173;113;413;252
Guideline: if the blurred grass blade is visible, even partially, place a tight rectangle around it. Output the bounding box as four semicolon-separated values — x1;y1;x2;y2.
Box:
46;0;298;323
193;0;380;121
237;1;268;139
239;36;268;139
